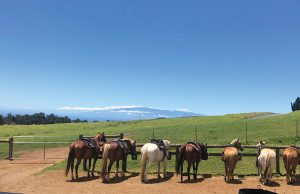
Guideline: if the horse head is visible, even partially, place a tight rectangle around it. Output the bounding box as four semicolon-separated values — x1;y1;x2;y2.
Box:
95;132;107;143
231;138;244;151
198;143;208;160
122;139;137;160
256;140;266;153
163;140;171;149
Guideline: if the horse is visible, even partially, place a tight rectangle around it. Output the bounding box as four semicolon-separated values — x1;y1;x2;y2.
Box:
82;133;107;171
256;141;276;185
222;138;244;183
65;132;106;180
100;138;137;182
140;139;171;183
283;146;300;184
176;142;208;182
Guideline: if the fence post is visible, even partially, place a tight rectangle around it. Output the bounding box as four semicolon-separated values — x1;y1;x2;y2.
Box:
8;137;13;160
245;123;248;144
152;129;155;138
120;133;124;139
276;148;280;174
79;134;83;140
43;137;46;160
296;120;299;138
175;146;179;172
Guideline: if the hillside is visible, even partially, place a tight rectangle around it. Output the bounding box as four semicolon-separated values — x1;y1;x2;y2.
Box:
1;111;300;145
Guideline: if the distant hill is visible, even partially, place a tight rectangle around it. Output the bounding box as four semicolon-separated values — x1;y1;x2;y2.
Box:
0;106;202;121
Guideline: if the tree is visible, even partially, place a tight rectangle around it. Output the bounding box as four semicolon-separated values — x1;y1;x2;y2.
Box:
291;97;300;111
0;114;4;125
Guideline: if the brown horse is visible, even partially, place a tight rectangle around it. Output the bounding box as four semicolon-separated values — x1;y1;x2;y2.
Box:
176;142;208;182
100;139;137;182
65;132;106;180
283;146;300;184
222;138;243;183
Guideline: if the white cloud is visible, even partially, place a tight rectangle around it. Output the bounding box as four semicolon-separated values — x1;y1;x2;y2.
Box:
175;108;190;112
112;110;149;114
58;105;143;111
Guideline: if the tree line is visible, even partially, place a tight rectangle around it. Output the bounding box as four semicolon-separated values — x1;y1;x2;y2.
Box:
0;112;88;125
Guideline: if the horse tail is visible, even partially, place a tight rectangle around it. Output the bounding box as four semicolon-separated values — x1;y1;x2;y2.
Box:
100;143;111;178
263;155;270;179
176;145;186;175
65;143;75;177
140;147;148;181
287;153;292;171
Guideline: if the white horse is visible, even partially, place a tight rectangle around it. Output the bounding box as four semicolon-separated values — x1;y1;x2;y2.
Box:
140;140;171;183
256;141;276;184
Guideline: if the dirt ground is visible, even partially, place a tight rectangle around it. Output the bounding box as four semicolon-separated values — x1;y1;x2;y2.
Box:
1;148;300;194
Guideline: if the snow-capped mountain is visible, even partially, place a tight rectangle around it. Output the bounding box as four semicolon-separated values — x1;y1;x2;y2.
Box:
57;105;202;121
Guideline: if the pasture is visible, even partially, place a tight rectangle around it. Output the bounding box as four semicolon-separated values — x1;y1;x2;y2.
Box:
1;111;300;176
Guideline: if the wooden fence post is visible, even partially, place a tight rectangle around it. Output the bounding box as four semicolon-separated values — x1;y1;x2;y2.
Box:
276;148;280;174
120;133;124;139
8;137;13;160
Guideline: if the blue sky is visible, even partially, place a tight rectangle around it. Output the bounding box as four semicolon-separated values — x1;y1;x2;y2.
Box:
0;0;299;115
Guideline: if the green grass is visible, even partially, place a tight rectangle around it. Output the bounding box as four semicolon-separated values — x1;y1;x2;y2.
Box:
2;111;300;176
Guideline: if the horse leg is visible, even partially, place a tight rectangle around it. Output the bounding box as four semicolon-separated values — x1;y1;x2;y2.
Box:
121;158;126;177
115;160;119;177
192;163;196;179
195;161;199;180
87;159;91;177
71;158;75;180
157;162;161;178
75;158;81;179
91;158;97;177
187;162;191;180
224;161;228;182
144;161;152;183
180;160;184;182
163;158;168;178
106;160;113;181
292;167;296;184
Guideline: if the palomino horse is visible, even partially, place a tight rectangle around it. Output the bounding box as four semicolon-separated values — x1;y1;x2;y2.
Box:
65;132;106;180
222;138;244;183
176;142;208;182
100;139;137;182
283;146;300;184
257;141;276;185
140;139;171;183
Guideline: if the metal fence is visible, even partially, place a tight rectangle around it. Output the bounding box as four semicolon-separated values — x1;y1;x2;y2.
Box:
7;133;124;160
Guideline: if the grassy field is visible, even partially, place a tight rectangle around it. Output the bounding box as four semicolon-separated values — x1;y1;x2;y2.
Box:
1;111;300;176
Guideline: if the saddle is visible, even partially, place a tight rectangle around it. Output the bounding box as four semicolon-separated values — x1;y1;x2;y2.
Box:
113;139;128;155
81;137;100;156
150;139;171;160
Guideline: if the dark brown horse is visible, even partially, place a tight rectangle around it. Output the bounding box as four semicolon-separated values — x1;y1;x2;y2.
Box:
65;132;106;180
100;139;137;182
176;142;208;182
283;146;300;184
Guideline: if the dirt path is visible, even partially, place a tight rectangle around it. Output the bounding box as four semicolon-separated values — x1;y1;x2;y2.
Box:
1;147;300;194
0;147;69;191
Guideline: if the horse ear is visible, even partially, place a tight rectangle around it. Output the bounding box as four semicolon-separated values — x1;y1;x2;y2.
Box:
237;137;239;140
